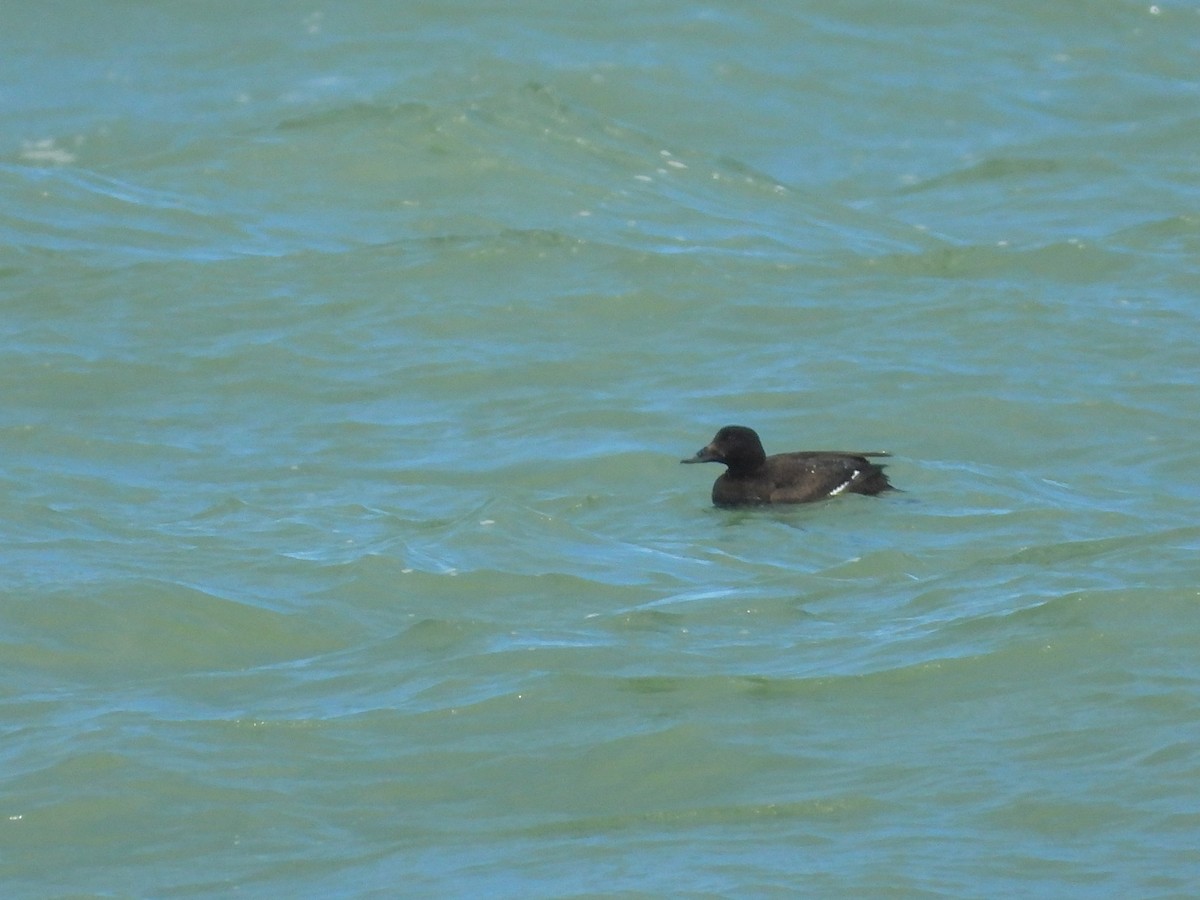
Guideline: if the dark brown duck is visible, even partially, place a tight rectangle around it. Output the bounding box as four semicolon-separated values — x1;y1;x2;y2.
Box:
681;425;894;507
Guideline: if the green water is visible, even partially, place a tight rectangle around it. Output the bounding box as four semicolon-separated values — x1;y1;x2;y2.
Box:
3;2;1200;897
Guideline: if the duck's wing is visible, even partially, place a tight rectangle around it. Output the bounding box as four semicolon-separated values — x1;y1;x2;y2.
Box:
767;453;892;503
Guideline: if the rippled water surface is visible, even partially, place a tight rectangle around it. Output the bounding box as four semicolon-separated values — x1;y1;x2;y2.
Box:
4;2;1200;897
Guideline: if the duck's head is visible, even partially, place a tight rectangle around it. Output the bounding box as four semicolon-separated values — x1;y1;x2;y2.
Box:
681;425;767;471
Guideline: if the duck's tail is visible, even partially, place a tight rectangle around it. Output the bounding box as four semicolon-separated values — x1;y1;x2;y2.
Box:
852;464;895;496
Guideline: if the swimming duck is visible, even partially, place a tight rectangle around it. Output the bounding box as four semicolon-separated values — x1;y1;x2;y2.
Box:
681;425;893;507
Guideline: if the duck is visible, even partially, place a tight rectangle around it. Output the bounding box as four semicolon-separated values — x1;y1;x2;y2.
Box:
681;425;894;507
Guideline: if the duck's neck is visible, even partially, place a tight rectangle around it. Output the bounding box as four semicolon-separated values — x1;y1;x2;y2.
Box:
725;449;766;476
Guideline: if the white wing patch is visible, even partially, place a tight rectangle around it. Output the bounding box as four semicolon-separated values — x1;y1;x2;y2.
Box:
827;469;861;496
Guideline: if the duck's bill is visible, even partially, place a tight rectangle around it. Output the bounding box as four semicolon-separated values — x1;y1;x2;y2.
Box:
680;445;719;464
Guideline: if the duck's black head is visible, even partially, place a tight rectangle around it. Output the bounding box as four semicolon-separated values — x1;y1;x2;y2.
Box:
680;425;767;473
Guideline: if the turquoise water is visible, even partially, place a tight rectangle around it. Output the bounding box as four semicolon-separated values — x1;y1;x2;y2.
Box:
4;2;1200;896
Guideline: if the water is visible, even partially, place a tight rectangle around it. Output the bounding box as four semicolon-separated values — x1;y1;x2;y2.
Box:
4;2;1200;896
